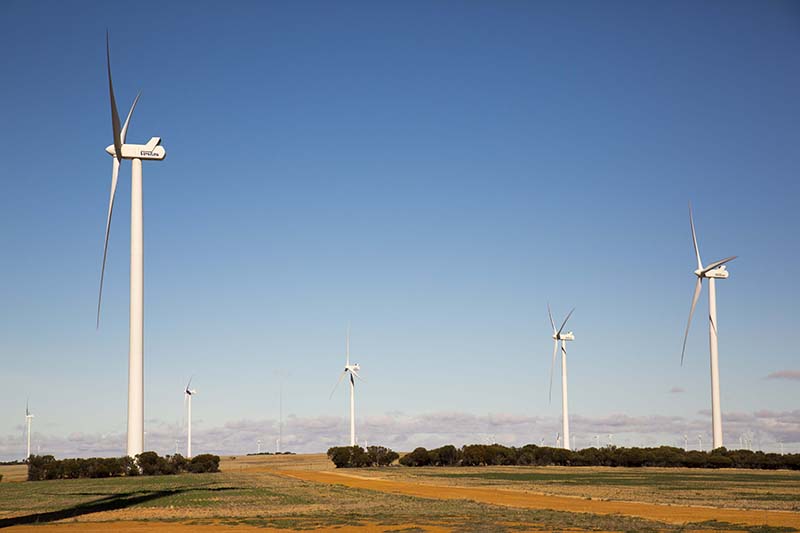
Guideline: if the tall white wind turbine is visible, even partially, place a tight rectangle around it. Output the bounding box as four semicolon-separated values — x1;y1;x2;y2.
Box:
184;378;197;458
548;305;575;451
330;325;363;446
96;32;166;457
681;203;736;450
25;401;34;461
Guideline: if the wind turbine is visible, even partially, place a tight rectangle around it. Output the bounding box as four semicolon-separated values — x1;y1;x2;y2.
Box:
548;305;575;451
681;203;736;450
96;33;166;458
25;401;34;461
330;325;363;446
184;378;197;458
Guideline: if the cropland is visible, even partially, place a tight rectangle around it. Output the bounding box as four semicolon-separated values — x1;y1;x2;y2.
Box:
0;453;798;532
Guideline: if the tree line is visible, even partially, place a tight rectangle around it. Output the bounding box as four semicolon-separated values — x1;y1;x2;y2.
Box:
26;452;220;481
327;446;399;468
398;444;800;469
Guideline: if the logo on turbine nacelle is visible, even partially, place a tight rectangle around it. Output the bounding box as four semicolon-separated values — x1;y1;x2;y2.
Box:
140;150;157;156
705;266;730;279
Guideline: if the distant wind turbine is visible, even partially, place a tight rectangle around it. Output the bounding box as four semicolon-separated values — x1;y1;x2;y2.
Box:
330;325;364;446
548;305;575;451
96;32;167;458
184;378;197;457
681;203;736;450
25;401;34;461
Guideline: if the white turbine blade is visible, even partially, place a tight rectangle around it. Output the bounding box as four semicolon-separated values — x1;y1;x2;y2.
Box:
689;202;703;270
681;277;703;365
119;91;141;145
346;324;351;366
548;339;558;403
96;157;120;328
329;370;347;399
351;370;365;382
702;255;737;274
547;303;556;334
106;31;122;159
557;308;575;337
186;376;193;392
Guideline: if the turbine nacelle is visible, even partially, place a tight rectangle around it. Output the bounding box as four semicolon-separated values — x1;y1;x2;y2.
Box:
105;137;166;160
698;265;730;279
553;332;575;342
345;364;360;373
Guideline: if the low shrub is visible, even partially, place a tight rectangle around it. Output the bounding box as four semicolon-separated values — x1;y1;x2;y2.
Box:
395;444;800;470
27;452;221;481
327;445;399;468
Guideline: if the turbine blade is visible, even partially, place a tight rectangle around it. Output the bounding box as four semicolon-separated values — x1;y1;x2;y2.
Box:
548;339;558;403
681;277;703;365
689;202;703;270
329;370;347;399
557;308;575;336
106;31;122;160
702;256;737;274
351;370;365;382
547;303;556;334
186;376;193;392
97;157;120;328
346;324;350;366
120;91;141;145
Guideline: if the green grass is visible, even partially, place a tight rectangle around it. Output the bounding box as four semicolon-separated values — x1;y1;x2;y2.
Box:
0;470;796;531
422;470;800;487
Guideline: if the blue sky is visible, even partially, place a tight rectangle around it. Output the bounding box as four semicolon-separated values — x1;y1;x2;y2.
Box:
1;1;799;459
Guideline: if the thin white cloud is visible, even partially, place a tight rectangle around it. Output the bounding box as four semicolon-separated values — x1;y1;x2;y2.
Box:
765;370;800;381
2;409;798;461
668;386;685;394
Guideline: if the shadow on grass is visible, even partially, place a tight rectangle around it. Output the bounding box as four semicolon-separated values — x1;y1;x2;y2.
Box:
0;486;237;528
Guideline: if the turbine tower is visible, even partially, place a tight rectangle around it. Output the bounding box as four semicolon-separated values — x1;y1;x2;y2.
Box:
184;378;197;458
548;305;575;451
681;203;736;450
96;33;166;457
25;401;34;461
330;325;363;446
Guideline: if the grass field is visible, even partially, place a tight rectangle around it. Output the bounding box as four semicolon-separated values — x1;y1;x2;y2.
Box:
0;454;798;532
348;465;800;512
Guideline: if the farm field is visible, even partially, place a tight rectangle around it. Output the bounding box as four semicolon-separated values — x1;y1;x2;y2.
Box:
0;453;797;532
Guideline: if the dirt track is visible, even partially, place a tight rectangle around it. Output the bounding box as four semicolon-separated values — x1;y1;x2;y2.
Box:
279;469;800;529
